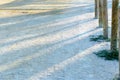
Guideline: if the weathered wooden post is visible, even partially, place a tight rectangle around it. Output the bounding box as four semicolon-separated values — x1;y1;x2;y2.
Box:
95;0;99;18
113;2;120;80
111;0;119;51
102;0;108;39
99;0;103;27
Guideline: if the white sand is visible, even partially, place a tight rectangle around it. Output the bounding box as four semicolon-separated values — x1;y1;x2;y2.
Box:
0;0;118;80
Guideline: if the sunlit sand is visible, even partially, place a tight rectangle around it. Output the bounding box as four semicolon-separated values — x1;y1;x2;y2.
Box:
0;0;15;5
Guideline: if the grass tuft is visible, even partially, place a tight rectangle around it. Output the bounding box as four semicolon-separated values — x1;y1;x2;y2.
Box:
90;35;110;42
94;50;118;60
113;74;120;80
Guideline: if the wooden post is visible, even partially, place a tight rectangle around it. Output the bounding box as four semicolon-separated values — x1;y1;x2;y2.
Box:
99;0;103;27
111;0;119;51
102;0;108;39
95;0;99;18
